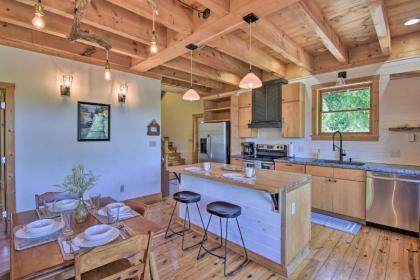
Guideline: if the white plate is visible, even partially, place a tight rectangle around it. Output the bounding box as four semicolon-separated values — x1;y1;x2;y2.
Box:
26;219;55;234
84;224;113;241
15;220;64;239
54;199;78;211
184;167;203;172
223;173;246;179
97;205;131;217
72;227;120;248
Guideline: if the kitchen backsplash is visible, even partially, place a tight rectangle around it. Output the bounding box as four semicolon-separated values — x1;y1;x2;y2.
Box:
243;58;420;166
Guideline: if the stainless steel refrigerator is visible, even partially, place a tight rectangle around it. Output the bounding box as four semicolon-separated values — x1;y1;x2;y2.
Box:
198;122;230;163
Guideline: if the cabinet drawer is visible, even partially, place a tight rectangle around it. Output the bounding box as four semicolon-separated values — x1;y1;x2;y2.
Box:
333;168;366;182
231;158;244;166
306;165;334;177
275;162;306;173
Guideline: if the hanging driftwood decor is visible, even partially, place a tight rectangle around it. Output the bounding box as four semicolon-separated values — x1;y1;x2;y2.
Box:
68;0;112;50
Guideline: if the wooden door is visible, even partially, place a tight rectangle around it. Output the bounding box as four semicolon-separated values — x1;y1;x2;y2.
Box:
239;107;255;138
282;102;302;137
239;91;252;108
332;179;366;219
311;176;333;212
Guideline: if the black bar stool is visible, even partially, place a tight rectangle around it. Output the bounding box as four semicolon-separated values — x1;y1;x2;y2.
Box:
197;201;249;277
165;191;206;251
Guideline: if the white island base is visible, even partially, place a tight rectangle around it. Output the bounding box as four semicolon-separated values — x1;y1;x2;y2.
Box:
174;171;311;277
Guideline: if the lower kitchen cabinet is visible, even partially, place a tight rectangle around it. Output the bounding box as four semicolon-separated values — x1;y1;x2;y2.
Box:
231;158;244;166
275;162;306;173
332;179;366;219
311;176;334;212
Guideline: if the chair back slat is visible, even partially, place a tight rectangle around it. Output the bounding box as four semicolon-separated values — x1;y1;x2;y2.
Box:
35;192;78;209
75;232;152;280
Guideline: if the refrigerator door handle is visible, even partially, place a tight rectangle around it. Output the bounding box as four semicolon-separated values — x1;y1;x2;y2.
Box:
207;134;211;161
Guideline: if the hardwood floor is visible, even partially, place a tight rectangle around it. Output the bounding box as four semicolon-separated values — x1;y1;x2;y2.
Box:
0;199;418;280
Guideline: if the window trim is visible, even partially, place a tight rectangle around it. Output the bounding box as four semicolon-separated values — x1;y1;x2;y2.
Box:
311;75;379;141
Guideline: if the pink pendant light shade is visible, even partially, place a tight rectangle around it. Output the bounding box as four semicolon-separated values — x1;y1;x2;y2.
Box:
239;71;262;89
183;88;200;101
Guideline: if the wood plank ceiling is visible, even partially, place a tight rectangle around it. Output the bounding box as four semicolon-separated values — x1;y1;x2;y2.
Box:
0;0;420;97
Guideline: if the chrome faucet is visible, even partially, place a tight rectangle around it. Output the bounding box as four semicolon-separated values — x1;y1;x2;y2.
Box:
332;131;346;162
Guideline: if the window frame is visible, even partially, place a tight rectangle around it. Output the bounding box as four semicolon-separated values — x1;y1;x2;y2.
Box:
311;75;379;141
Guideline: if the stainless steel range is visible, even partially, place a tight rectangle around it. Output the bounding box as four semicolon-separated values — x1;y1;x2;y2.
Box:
243;144;288;170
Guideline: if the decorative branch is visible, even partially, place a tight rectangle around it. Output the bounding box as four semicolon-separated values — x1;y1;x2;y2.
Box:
68;0;112;50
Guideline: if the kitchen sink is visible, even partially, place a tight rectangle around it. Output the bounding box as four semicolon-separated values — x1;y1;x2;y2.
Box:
313;159;365;166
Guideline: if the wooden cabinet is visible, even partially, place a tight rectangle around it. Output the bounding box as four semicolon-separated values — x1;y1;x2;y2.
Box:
238;92;257;138
275;162;306;173
308;166;366;220
282;83;305;138
203;97;231;123
230;158;244;166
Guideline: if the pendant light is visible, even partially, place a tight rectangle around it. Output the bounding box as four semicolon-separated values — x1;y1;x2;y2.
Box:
183;44;200;101
336;71;347;86
104;50;111;81
239;13;262;90
150;11;158;54
32;0;45;30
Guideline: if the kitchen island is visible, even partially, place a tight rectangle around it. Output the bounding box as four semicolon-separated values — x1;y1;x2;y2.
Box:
167;163;312;277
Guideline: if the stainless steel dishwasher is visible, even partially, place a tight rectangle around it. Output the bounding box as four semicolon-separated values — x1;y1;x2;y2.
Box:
366;172;420;234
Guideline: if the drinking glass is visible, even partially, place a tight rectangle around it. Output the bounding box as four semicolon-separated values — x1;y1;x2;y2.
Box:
61;210;75;236
89;193;101;210
45;201;56;216
203;162;211;171
106;206;121;224
245;166;256;178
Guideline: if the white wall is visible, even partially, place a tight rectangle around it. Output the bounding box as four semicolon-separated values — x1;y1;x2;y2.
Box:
161;92;203;163
0;46;162;211
244;57;420;166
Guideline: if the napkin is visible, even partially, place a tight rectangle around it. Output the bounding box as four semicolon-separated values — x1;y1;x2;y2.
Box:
61;239;80;254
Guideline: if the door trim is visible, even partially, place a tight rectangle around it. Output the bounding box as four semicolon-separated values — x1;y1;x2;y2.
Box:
192;114;203;164
0;82;15;234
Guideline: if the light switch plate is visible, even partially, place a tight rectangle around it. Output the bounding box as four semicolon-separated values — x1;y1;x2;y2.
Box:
291;202;296;215
149;141;157;147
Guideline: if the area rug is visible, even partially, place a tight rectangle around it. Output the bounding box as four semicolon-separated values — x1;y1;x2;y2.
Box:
311;212;361;235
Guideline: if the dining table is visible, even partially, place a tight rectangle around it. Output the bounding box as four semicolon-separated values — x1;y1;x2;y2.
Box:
10;196;163;280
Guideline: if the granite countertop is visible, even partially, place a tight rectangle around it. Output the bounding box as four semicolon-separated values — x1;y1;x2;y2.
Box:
167;163;312;194
274;157;420;176
231;154;420;176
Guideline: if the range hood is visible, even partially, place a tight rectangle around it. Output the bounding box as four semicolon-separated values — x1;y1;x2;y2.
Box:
249;79;288;128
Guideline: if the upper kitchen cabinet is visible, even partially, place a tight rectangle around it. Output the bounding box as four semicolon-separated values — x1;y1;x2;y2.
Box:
203;97;231;123
282;83;305;138
238;92;257;138
249;79;287;128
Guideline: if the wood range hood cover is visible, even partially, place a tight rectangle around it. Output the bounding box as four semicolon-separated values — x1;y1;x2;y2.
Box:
249;79;288;128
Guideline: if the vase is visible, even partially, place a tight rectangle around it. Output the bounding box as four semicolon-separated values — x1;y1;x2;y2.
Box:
75;197;88;223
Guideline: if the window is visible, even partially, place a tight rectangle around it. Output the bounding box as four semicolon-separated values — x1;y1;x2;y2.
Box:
312;76;379;141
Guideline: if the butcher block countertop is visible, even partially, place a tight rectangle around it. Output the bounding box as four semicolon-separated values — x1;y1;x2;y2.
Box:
167;163;312;194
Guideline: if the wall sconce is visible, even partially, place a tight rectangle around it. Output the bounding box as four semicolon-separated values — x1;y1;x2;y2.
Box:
60;74;73;96
118;83;128;104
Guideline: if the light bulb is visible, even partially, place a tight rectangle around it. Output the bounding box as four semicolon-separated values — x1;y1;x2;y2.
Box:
404;18;420;26
150;41;158;54
32;2;45;30
32;13;45;29
104;60;111;80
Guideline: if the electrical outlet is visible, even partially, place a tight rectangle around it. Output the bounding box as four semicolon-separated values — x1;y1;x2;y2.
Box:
149;141;157;147
390;150;400;158
120;184;125;192
291;202;296;215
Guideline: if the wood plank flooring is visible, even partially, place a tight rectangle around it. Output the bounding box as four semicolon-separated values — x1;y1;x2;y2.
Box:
0;198;418;280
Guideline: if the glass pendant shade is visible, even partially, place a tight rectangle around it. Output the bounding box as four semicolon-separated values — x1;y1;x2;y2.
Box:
183;88;200;101
32;2;45;30
239;71;262;89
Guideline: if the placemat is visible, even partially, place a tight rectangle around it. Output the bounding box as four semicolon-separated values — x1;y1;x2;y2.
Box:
58;223;135;260
90;208;140;224
13;220;63;251
36;200;93;219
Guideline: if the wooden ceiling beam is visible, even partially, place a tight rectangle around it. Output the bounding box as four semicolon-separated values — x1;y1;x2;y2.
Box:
105;0;193;35
0;22;132;68
165;57;241;86
161;77;214;95
297;0;348;64
368;0;391;56
182;46;253;77
15;0;167;48
131;0;299;72
195;0;230;16
149;65;236;91
0;0;148;59
248;18;313;71
207;34;286;77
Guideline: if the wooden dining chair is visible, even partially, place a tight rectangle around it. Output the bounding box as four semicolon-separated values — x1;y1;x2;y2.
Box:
35;192;78;209
123;199;148;216
74;232;153;280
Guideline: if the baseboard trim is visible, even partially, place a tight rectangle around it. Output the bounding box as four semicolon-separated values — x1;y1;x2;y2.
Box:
131;192;163;204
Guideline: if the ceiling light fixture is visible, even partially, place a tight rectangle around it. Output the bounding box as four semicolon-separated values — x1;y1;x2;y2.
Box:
239;13;262;90
150;11;158;54
336;71;347;86
183;44;200;101
32;0;45;30
404;18;420;26
104;50;111;81
176;0;211;19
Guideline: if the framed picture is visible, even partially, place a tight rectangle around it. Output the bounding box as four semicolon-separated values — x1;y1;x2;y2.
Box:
77;101;110;141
